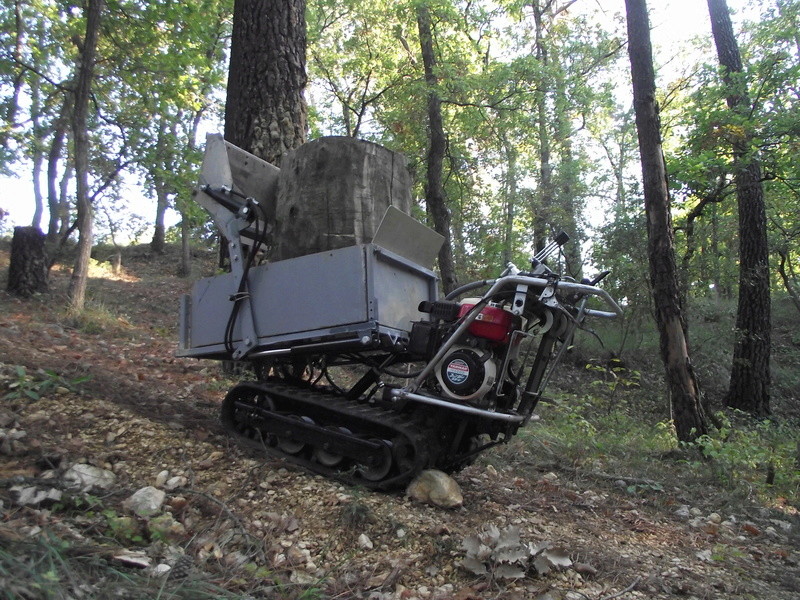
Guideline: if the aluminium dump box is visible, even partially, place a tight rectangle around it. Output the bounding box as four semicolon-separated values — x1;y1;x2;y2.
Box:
177;243;439;359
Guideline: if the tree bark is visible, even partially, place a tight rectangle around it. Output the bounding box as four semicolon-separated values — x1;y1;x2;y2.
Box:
7;227;49;298
1;0;25;149
224;0;307;166
67;0;103;312
151;180;168;254
532;2;554;254
707;0;771;417
416;2;458;294
178;215;191;278
274;137;412;260
46;96;71;243
625;0;707;442
502;137;517;267
776;250;800;314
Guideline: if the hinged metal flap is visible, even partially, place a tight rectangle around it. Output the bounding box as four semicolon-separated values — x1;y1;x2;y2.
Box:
372;206;445;270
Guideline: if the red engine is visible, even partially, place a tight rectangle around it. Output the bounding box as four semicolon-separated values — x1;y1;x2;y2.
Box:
413;298;519;403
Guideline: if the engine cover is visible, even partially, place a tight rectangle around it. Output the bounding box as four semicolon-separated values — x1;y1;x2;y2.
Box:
436;346;497;401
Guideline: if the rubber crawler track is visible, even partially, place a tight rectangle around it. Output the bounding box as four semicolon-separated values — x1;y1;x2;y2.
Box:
220;381;442;490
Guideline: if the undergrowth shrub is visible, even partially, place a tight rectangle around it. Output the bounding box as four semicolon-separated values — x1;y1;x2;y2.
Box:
62;300;134;337
684;412;800;506
513;384;800;512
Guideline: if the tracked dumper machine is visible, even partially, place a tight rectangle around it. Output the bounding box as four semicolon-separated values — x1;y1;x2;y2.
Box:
178;135;623;490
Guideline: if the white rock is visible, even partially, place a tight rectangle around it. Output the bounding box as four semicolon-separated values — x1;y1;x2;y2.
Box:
770;519;792;533
707;512;722;524
688;517;705;529
164;476;187;491
124;486;166;517
12;486;62;506
290;570;316;585
358;533;374;550
155;470;170;487
406;470;463;509
674;505;691;519
542;472;559;482
63;464;116;492
150;564;172;577
113;551;151;569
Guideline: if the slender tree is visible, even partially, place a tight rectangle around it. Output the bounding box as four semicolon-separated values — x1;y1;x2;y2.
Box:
416;1;458;294
225;0;308;165
625;0;707;442
67;0;103;312
707;0;771;416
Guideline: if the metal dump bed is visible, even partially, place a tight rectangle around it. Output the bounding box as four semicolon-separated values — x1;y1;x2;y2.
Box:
177;242;438;360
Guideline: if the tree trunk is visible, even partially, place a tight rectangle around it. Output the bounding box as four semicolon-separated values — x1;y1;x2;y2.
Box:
553;63;583;279
777;250;800;314
67;0;103;313
1;0;25;149
625;0;707;442
7;227;49;298
224;0;307;166
46;97;70;243
178;214;191;278
151;180;168;254
502;137;517;267
416;2;458;294
532;2;553;254
707;0;771;417
31;80;45;230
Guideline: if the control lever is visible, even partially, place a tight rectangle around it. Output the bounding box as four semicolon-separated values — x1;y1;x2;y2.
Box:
585;270;611;286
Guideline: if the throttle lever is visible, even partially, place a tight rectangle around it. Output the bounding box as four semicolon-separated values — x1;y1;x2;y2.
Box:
586;270;611;287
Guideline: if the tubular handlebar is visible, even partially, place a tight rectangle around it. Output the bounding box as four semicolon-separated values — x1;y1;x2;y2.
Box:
446;274;623;318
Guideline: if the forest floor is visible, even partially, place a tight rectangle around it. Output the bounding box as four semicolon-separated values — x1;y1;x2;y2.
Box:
0;243;798;600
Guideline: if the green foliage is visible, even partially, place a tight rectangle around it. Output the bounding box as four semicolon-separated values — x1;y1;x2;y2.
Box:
1;366;90;401
510;374;799;511
2;0;230;244
337;490;373;531
586;359;641;414
63;299;134;337
685;412;800;502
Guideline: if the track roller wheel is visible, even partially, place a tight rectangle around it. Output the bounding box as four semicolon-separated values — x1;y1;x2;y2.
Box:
313;426;350;467
356;439;393;482
276;415;313;455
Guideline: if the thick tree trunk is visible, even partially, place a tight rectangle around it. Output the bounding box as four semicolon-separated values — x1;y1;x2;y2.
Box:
416;3;458;294
224;0;307;166
7;227;49;298
625;0;707;442
707;0;771;417
67;0;103;312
